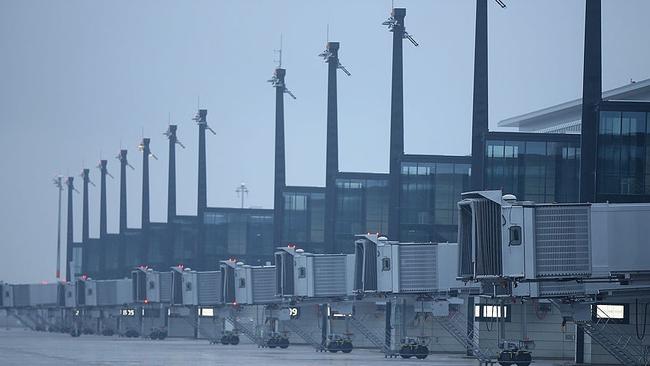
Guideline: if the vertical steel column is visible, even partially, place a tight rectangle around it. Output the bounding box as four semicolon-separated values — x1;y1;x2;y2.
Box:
99;160;108;238
579;0;602;204
140;138;151;265
470;0;488;191
272;69;287;247
324;42;340;252
196;110;208;270
387;8;406;241
65;177;74;282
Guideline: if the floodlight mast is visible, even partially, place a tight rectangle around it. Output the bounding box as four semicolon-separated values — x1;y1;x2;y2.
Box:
268;46;297;100
236;182;249;209
319;42;352;76
53;176;64;279
97;160;110;238
383;9;419;47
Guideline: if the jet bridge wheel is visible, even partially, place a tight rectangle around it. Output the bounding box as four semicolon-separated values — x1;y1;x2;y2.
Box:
340;341;353;353
278;337;289;349
498;350;532;366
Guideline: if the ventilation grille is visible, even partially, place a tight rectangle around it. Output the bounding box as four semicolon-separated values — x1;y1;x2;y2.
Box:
398;245;437;293
313;256;348;297
534;205;591;278
197;271;221;305
538;281;585;297
159;272;172;303
251;268;277;303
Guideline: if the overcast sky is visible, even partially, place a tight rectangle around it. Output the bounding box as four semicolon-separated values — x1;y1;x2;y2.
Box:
1;0;649;283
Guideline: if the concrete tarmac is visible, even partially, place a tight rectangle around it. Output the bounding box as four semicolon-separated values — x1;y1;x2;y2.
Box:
0;329;574;366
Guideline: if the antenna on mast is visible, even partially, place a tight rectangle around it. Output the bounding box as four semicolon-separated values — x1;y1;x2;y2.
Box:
97;161;113;179
319;42;351;76
383;8;419;47
117;150;135;170
193;109;216;135
138;139;158;160
164;124;186;148
80;169;96;187
273;34;283;68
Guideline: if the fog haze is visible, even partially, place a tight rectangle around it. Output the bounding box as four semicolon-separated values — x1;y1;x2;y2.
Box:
1;0;649;282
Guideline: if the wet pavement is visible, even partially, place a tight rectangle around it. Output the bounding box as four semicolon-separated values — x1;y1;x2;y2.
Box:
0;329;573;366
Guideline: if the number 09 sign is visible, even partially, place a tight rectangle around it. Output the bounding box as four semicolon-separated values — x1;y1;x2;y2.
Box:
288;307;300;319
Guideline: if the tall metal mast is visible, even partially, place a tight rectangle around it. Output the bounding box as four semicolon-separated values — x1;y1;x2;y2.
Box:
52;176;64;280
319;41;350;252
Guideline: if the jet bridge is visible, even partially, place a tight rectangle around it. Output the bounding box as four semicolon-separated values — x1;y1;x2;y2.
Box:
458;190;650;299
275;246;355;300
354;234;473;295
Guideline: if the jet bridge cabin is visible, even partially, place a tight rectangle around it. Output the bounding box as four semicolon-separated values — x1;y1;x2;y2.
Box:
457;190;650;297
275;246;354;299
131;268;172;304
234;264;278;305
1;282;14;308
354;234;467;295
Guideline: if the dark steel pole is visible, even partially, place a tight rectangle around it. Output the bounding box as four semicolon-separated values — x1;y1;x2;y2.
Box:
196;109;208;269
140;138;151;265
388;8;406;241
65;177;74;282
579;0;602;204
99;160;108;238
273;68;287;248
470;0;488;191
324;42;340;252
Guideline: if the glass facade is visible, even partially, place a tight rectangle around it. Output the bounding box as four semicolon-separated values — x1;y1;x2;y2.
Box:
204;208;274;266
171;215;198;266
485;132;580;203
596;103;650;201
335;173;389;253
282;187;325;252
89;105;650;280
400;155;471;243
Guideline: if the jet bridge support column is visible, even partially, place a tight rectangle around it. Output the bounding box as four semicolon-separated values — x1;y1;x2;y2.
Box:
320;304;328;346
385;301;392;351
467;296;475;356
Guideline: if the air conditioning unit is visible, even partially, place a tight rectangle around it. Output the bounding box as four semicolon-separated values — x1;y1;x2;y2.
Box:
235;264;277;305
197;271;221;305
354;234;469;294
275;246;354;299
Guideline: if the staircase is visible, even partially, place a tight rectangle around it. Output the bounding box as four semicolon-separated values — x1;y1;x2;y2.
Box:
349;315;398;357
9;310;37;330
578;306;650;366
226;314;264;347
434;309;495;365
283;320;325;351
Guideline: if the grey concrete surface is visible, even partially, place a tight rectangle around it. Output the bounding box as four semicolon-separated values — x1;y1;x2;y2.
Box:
0;329;574;366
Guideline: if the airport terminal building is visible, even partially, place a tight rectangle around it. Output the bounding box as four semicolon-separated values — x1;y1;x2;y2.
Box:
72;4;650;284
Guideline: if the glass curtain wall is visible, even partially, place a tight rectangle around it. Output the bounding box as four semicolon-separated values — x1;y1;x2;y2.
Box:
485;132;580;203
400;156;471;243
